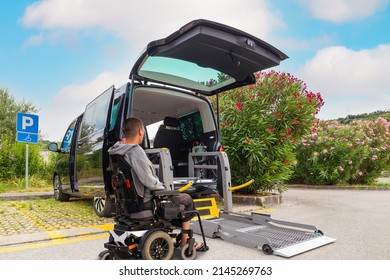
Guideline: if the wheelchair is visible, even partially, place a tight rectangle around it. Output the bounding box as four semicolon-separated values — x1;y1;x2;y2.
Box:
98;154;208;260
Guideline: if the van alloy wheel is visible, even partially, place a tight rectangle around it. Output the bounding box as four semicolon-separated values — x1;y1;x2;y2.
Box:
93;196;113;217
53;174;70;201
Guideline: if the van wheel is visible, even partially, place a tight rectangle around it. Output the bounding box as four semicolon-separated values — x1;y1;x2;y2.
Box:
53;175;70;201
93;196;113;217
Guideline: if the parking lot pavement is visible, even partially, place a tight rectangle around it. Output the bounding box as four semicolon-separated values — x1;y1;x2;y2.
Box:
2;186;390;260
0;194;114;242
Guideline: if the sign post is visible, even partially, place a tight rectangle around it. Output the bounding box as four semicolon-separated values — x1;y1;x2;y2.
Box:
16;113;39;188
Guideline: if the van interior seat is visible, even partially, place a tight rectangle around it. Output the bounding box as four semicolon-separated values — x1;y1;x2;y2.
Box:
153;117;186;160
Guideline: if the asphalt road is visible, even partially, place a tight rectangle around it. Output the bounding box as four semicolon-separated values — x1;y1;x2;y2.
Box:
1;188;390;260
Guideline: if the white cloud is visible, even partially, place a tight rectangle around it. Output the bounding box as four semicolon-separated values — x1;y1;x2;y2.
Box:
299;0;388;23
276;33;335;52
21;0;284;49
40;68;128;141
298;44;390;119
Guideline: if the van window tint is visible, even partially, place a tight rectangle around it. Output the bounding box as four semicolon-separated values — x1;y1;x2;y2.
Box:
178;111;203;142
61;119;77;151
80;88;112;138
109;97;120;131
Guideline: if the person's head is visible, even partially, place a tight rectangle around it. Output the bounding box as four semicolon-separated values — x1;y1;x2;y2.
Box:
122;117;144;144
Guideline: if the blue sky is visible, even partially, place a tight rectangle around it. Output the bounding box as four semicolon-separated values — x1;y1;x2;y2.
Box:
1;0;389;141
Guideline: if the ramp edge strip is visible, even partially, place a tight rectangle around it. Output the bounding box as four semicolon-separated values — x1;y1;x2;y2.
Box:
273;236;336;258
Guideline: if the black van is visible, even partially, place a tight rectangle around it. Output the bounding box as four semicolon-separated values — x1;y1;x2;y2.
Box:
48;19;287;217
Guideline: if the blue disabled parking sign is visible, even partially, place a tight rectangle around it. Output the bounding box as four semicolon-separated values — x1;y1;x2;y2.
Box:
16;112;39;189
16;112;39;144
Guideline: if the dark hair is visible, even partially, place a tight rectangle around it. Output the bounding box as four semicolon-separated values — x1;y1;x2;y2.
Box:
122;117;144;138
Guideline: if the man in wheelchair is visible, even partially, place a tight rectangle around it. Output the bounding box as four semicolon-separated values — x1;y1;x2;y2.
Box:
100;117;207;260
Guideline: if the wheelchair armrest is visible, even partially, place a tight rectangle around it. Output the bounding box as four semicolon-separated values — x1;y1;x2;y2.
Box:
153;190;180;196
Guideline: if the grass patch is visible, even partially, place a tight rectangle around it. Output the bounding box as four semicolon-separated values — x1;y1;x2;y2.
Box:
0;176;52;193
371;182;390;188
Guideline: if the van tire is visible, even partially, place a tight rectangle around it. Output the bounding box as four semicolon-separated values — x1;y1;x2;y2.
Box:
93;195;114;217
53;174;70;202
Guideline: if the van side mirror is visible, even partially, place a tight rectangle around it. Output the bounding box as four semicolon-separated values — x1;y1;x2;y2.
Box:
48;142;59;152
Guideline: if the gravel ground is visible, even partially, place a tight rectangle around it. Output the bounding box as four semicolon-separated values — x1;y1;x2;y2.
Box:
0;198;114;236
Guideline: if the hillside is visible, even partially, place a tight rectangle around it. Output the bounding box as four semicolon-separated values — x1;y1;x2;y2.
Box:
337;110;390;124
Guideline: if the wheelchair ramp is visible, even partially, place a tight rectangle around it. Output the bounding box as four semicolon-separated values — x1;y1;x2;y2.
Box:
192;212;335;258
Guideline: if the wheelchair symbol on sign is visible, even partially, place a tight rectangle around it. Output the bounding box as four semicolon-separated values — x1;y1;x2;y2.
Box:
24;135;32;142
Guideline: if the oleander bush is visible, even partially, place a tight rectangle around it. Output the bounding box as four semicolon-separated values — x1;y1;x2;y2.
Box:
217;71;324;193
291;118;390;185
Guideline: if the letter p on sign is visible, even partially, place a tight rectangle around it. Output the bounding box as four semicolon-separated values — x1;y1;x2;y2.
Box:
16;113;39;134
22;116;34;130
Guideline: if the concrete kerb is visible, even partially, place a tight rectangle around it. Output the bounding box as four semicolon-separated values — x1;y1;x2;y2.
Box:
0;192;53;201
0;225;112;247
287;184;390;190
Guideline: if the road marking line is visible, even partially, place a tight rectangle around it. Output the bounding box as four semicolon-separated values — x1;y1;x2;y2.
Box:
88;224;114;231
254;208;275;213
47;230;65;239
0;233;109;254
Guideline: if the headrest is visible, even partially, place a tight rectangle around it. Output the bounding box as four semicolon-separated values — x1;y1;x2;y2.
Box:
163;117;179;128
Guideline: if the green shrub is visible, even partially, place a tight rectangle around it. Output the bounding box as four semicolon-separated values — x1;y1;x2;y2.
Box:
291;118;390;185
218;71;324;193
0;135;53;181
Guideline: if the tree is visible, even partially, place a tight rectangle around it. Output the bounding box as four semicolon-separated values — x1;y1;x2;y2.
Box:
0;88;48;181
0;88;38;141
216;71;324;194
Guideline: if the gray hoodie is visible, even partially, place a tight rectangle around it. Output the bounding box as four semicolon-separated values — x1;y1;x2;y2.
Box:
108;141;165;203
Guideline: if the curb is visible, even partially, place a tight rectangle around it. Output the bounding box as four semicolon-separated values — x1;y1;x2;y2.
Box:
233;194;282;207
286;184;390;190
0;192;53;201
0;225;113;248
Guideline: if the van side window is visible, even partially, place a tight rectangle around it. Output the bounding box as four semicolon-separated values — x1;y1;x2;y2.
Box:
80;89;112;139
109;97;120;131
61;119;77;152
145;120;163;148
178;111;203;142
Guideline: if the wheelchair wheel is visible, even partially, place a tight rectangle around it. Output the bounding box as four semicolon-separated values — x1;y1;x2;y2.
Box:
97;250;113;260
180;243;197;260
141;231;174;260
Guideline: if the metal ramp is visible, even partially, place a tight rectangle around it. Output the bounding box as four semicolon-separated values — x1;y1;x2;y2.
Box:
192;211;335;258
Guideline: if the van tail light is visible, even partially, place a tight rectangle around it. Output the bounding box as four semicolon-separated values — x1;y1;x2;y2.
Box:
125;179;131;189
219;145;225;152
